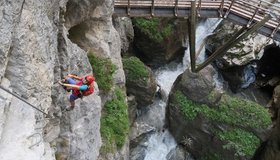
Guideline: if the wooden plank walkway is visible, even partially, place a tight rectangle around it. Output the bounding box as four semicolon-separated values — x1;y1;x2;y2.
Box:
114;0;280;41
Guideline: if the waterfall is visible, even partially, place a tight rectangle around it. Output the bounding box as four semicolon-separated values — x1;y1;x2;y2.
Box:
183;18;222;67
144;130;177;160
132;18;222;160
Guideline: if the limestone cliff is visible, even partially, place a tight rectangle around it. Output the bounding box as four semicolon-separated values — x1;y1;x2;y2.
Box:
0;0;123;159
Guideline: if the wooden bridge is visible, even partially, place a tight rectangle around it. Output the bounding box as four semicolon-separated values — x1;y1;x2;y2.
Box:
114;0;280;72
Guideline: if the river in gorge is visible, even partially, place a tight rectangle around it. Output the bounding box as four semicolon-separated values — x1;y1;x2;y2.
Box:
130;18;222;160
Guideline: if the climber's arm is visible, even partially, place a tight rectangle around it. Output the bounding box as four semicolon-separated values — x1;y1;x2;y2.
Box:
59;81;80;89
59;81;88;90
67;74;83;81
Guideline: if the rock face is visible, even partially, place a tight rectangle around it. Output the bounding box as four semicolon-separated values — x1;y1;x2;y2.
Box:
252;84;280;160
113;17;134;55
64;0;105;29
0;0;63;159
201;20;280;160
65;1;129;158
123;57;157;107
256;44;280;85
205;20;272;92
0;0;124;159
206;20;272;69
219;62;257;93
166;145;194;160
67;0;125;88
173;66;216;105
132;18;186;68
167;65;271;160
252;45;280;160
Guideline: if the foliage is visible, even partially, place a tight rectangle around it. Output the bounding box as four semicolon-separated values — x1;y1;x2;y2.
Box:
122;56;149;85
173;91;205;120
217;128;260;157
207;90;221;102
100;87;129;153
88;53;117;93
132;17;173;42
201;153;221;160
174;91;271;128
173;90;271;157
204;94;271;128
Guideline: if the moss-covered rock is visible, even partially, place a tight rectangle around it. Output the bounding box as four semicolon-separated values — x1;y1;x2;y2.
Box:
168;90;271;159
167;66;271;160
100;87;129;153
88;53;116;93
132;17;186;67
123;56;157;107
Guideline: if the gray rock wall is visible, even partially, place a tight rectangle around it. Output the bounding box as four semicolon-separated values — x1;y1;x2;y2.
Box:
65;0;129;159
0;0;62;159
0;0;113;159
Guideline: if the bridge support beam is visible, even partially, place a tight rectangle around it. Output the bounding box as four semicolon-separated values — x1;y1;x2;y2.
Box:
188;0;197;72
127;0;130;16
190;14;272;73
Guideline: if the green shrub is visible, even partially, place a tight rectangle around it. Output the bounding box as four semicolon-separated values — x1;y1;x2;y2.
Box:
217;128;260;157
88;53;116;93
172;90;271;157
203;94;271;128
173;91;205;120
122;56;149;85
173;91;271;128
201;153;221;160
100;87;129;153
132;17;173;42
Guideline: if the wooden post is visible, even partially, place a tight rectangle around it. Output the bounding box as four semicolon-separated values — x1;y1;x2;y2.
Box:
188;0;197;72
174;0;179;17
127;0;131;16
151;0;155;17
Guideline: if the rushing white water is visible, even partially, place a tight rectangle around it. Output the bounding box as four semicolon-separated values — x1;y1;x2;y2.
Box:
183;18;222;67
144;130;177;160
155;62;184;95
138;18;222;160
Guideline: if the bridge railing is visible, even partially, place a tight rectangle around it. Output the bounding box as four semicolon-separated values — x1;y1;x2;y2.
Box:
114;0;280;38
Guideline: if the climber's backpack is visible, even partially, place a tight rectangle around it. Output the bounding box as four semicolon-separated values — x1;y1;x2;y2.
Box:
78;83;94;98
83;83;94;96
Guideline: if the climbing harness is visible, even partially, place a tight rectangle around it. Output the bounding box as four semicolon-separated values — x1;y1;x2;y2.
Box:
0;85;51;117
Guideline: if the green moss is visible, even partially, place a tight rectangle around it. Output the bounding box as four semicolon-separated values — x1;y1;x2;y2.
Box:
201;153;221;160
217;128;260;157
88;53;117;93
174;91;271;128
205;94;271;128
207;90;222;103
173;91;205;120
122;56;149;85
173;90;271;157
100;87;129;153
132;17;173;43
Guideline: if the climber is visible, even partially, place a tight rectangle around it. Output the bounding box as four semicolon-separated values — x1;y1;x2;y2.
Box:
58;74;95;111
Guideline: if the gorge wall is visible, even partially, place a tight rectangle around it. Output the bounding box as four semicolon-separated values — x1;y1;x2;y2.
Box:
0;0;123;159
